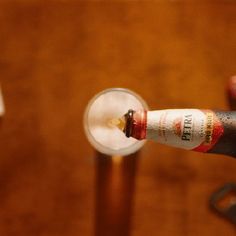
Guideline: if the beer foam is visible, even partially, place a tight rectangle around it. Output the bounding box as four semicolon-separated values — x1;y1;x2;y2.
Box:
85;89;147;155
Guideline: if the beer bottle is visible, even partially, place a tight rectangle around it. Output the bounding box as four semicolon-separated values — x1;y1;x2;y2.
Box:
114;109;236;157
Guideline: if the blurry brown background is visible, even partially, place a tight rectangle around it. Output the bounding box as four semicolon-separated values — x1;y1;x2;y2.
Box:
0;1;236;235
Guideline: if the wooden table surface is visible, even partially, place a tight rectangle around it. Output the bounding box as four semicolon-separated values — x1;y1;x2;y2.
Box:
0;1;236;235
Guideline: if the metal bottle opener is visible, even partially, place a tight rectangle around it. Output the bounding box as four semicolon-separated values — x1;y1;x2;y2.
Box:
210;183;236;224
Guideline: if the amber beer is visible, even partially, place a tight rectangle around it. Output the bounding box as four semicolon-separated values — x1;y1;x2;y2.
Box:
121;109;236;157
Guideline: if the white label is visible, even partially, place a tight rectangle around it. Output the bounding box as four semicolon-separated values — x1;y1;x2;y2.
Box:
146;109;206;150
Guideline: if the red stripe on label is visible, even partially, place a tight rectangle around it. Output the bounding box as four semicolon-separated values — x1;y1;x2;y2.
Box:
193;110;224;152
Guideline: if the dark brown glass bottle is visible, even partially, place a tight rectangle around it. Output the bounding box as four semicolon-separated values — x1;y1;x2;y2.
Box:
208;111;236;157
121;109;236;158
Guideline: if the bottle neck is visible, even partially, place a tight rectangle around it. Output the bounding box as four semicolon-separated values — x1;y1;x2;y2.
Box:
125;109;236;157
124;109;147;140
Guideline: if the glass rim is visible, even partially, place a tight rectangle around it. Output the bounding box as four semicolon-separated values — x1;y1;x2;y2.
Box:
83;87;148;156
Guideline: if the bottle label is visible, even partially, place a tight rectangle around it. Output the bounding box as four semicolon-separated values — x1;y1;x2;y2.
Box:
146;109;224;151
